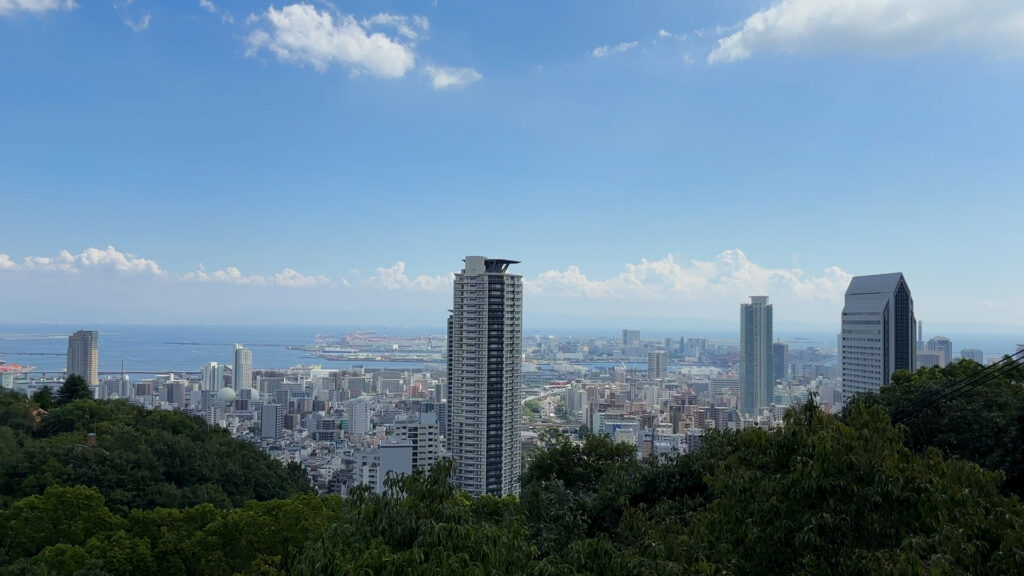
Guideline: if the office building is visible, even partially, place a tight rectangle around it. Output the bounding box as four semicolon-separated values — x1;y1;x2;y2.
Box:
840;273;916;400
622;329;641;348
961;348;984;364
648;351;667;380
67;330;99;388
260;403;284;440
926;336;953;368
448;256;523;497
773;342;789;382
740;296;774;415
233;344;252;392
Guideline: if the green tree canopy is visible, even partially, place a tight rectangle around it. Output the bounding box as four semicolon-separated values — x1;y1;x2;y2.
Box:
57;375;93;406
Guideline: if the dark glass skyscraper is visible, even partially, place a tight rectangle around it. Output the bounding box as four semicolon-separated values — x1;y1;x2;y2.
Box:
841;273;915;401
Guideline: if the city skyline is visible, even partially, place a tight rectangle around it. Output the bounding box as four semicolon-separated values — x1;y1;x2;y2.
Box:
4;1;1024;328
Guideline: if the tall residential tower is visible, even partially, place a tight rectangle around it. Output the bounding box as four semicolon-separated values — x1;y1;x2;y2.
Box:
67;330;99;388
840;273;915;401
447;256;523;497
233;344;252;392
740;296;774;415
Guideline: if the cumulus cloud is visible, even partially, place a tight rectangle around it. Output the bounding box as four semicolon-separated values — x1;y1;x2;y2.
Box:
530;250;851;302
424;64;481;89
16;246;163;275
199;0;215;13
0;0;75;16
365;261;452;291
246;3;416;78
181;264;329;287
592;41;638;58
0;254;16;270
709;0;1024;64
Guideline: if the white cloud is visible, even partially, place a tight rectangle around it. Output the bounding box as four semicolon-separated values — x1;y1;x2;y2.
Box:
362;13;429;41
592;41;638;58
0;0;75;16
365;261;452;291
18;246;163;275
530;250;851;302
424;64;481;89
709;0;1024;64
199;0;233;24
0;254;17;270
181;265;328;287
123;12;150;31
246;3;416;78
272;268;330;287
181;265;266;285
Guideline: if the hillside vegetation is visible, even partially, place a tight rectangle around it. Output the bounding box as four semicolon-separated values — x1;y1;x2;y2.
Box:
2;359;1023;575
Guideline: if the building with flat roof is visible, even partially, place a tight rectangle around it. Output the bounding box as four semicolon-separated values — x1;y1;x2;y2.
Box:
960;349;984;364
67;330;99;388
648;350;667;380
740;296;773;415
448;256;523;497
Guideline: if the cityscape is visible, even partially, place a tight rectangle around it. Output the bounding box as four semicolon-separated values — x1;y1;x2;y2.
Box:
4;263;1021;500
4;0;1024;573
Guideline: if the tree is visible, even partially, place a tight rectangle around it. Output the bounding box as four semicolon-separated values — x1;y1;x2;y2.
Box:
57;375;92;406
689;401;1024;575
852;358;1024;497
30;388;53;411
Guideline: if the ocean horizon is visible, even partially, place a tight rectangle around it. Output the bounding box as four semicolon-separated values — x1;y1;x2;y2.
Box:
2;323;1021;376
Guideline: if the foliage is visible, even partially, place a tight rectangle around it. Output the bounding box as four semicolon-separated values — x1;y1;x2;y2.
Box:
3;389;1024;575
57;374;93;406
850;357;1024;497
0;392;311;512
30;387;53;411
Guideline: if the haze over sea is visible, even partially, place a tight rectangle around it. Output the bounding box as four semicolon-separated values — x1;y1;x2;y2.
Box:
1;324;1020;375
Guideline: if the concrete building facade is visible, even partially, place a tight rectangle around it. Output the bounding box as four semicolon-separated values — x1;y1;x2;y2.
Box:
740;297;774;415
67;330;99;388
448;256;523;497
233;344;252;392
648;350;667;380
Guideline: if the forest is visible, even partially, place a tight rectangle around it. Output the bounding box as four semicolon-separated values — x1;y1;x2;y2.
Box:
2;358;1023;575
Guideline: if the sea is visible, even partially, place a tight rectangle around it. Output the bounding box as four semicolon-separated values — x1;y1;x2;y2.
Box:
1;323;1021;377
0;324;447;376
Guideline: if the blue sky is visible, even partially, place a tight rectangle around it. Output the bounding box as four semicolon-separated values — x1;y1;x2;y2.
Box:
2;0;1023;330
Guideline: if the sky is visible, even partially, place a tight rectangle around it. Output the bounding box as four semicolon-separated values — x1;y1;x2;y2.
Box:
2;0;1023;332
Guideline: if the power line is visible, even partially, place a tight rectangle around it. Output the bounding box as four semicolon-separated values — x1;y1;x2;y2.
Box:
890;349;1024;425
